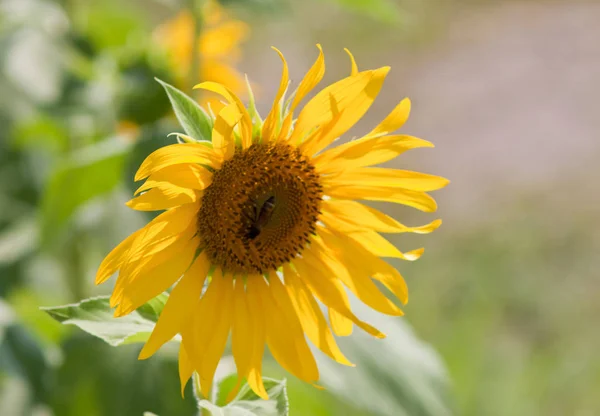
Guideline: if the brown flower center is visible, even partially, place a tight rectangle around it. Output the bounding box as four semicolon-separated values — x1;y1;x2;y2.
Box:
198;142;322;274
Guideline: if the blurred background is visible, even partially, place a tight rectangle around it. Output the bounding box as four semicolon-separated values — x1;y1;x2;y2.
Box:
1;0;598;415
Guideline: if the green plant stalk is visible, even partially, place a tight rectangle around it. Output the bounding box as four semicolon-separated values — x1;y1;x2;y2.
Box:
65;237;86;302
192;372;212;416
188;0;203;96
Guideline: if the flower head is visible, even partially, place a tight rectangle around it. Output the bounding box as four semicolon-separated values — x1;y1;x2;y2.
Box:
97;46;449;399
154;0;249;103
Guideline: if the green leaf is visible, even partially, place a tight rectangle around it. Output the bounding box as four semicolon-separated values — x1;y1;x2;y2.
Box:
198;378;288;416
328;0;402;23
155;78;213;142
39;138;132;244
41;294;168;347
317;302;454;416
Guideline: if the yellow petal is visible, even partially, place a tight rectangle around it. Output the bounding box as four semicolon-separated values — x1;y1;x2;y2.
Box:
294;252;385;339
261;47;289;142
194;82;253;149
126;183;199;211
350;227;423;261
112;235;199;315
255;275;319;383
196;269;234;398
232;280;252;375
283;264;353;366
312;233;404;316
95;228;143;285
368;98;411;137
324;168;450;192
278;45;326;141
232;278;268;400
291;44;325;112
343;48;358;76
135;164;212;195
213;103;242;161
296;67;390;156
201;60;247;101
321;199;442;234
97;202;198;286
371;259;409;305
113;224;197;304
138;252;210;359
298;100;345;156
314;134;434;173
199;20;249;58
124;202;199;261
325;185;438;212
329;308;353;336
135;143;219;181
289;67;389;145
178;343;194;397
245;276;269;400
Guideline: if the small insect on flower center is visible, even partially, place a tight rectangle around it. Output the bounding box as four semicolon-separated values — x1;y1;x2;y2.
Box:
198;142;323;274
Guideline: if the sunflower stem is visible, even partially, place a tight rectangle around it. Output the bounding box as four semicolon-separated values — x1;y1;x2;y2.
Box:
192;372;212;416
188;0;203;96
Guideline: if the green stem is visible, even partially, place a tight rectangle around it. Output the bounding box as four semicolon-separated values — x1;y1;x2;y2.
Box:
188;0;203;96
65;237;85;302
192;372;213;416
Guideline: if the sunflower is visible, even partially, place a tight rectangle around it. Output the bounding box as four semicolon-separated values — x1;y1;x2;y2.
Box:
96;45;449;400
154;0;249;105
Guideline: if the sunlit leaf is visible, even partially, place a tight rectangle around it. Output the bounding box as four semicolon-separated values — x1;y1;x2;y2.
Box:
198;378;288;416
42;294;168;347
155;78;213;142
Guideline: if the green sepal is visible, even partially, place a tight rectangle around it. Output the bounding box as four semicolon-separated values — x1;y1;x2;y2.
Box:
155;78;213;142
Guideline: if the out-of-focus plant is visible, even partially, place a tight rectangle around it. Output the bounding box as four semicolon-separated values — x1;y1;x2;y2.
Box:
1;0;457;415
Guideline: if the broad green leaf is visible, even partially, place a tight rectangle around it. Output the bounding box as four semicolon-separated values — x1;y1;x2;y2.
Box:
41;294;168;347
155;78;213;142
317;302;454;416
198;378;288;416
39;138;132;244
328;0;402;23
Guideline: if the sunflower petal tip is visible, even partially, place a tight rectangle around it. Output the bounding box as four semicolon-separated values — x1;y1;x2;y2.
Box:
138;345;153;361
192;81;210;90
94;271;106;285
